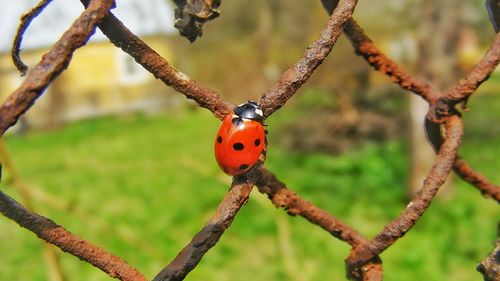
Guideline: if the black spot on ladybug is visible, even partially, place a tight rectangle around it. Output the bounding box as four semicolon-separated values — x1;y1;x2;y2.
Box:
217;136;223;143
233;142;244;150
254;139;261;146
239;164;249;170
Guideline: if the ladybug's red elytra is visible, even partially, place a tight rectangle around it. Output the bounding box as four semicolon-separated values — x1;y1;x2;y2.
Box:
215;101;266;176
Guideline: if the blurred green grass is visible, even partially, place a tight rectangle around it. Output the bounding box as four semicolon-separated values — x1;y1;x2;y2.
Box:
0;94;498;281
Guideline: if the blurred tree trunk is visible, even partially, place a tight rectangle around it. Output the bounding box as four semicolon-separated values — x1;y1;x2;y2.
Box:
409;0;464;195
252;0;272;94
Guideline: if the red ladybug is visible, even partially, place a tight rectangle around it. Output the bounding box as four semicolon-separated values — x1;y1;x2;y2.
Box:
215;101;266;176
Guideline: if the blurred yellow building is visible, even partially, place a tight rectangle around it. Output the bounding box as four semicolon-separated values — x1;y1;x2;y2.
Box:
0;0;177;130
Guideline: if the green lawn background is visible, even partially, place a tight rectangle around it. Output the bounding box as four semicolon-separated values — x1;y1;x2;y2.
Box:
0;93;498;281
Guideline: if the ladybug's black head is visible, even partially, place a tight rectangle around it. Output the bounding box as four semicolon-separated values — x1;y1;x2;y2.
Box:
234;101;264;122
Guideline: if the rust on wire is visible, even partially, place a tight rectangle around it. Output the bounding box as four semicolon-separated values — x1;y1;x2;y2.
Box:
426;116;500;201
477;228;500;281
11;0;54;76
0;0;116;136
453;158;500;202
343;19;440;103
0;1;148;280
153;178;254;281
369;115;463;253
345;254;383;281
255;167;385;279
255;167;369;248
347;115;464;268
0;0;499;280
444;32;500;103
0;190;146;281
336;3;500;205
259;0;358;118
79;0;233;120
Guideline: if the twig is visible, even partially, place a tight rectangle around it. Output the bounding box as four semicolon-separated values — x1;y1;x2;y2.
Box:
152;177;254;281
42;247;66;281
347;115;463;267
0;190;146;281
255;167;368;249
343;19;440;103
11;0;54;76
0;139;67;281
276;215;307;281
0;0;116;136
80;0;233;120
259;0;358;118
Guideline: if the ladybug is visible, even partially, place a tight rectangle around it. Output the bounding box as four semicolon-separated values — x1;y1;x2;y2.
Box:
215;101;266;176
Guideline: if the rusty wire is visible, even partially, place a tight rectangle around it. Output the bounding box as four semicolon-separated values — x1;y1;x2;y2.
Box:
453;157;500;201
1;0;499;280
444;32;500;103
153;178;254;281
79;0;233;121
347;115;464;269
343;19;440;103
258;0;358;118
11;0;54;76
0;0;116;135
0;190;147;281
255;167;369;249
339;12;500;204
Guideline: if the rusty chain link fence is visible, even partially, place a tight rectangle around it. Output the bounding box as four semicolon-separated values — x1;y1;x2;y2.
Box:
1;0;499;280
